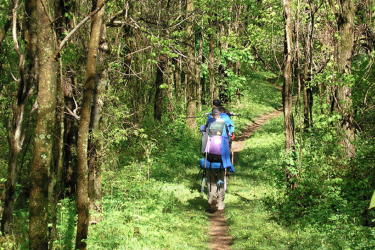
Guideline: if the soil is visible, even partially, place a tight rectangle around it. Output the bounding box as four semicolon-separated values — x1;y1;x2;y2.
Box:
207;108;283;250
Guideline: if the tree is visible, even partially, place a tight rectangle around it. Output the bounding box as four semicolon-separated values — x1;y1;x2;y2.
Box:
185;0;197;129
88;23;109;224
329;0;355;158
282;0;296;189
76;0;106;249
29;0;57;248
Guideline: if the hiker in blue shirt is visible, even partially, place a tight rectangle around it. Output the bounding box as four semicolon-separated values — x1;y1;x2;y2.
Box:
219;107;235;140
204;108;227;211
207;99;235;140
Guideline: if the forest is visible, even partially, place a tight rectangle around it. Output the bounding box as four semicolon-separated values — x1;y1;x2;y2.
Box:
0;0;375;249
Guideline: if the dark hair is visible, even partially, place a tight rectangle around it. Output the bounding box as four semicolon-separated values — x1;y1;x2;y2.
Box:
219;107;226;113
213;99;221;107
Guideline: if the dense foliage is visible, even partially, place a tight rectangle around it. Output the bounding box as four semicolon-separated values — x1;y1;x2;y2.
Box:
0;0;374;248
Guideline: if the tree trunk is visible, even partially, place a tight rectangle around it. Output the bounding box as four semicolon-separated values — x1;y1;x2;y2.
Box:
302;2;315;129
331;0;355;157
154;55;167;121
63;74;78;196
186;0;196;129
76;1;105;249
166;58;175;120
174;57;182;106
282;0;296;189
196;26;203;112
208;31;215;104
49;57;65;249
88;79;105;221
88;23;108;224
29;0;57;248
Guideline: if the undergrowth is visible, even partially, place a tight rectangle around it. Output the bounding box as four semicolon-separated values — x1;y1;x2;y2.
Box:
224;97;375;249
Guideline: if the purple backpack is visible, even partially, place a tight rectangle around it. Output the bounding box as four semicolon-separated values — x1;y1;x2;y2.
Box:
202;120;226;162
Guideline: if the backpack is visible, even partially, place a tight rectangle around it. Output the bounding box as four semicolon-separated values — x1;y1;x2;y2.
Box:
201;119;228;163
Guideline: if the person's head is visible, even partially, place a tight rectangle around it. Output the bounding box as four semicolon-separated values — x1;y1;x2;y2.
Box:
219;107;226;113
213;99;221;108
212;108;221;119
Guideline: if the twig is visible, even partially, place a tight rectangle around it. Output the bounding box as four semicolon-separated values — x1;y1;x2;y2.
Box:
65;105;80;120
12;0;20;56
124;46;151;57
51;0;108;60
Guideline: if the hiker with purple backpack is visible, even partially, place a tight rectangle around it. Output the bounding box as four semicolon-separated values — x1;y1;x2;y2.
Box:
200;108;235;211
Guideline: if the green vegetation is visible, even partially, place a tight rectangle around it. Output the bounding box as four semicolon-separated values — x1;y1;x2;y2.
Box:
84;71;282;249
0;71;280;249
1;0;375;247
1;68;375;249
226;112;375;249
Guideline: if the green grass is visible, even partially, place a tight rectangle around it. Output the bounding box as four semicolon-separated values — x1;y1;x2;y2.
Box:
229;71;282;131
226;115;287;250
83;71;283;249
223;99;375;250
0;71;285;249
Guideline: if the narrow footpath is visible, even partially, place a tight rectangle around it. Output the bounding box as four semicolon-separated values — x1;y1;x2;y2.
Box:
207;108;283;250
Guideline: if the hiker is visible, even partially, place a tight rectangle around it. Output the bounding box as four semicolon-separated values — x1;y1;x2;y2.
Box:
203;108;232;211
207;99;235;139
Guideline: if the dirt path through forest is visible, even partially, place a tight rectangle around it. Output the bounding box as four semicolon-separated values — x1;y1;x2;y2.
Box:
207;108;283;250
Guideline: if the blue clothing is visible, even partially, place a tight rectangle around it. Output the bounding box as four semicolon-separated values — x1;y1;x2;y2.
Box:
199;158;235;173
220;126;233;170
207;113;235;135
220;113;235;135
201;118;234;171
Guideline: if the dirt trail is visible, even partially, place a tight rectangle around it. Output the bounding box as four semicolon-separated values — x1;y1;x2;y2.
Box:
207;108;283;250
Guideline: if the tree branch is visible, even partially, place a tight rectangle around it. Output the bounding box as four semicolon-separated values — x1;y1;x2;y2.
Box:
51;0;108;61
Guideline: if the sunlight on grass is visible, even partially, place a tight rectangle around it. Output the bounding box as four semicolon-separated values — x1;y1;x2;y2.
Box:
85;168;210;250
223;113;375;249
225;115;289;250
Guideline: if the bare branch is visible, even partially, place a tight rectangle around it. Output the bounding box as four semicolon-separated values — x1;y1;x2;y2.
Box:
65;105;80;121
51;0;108;60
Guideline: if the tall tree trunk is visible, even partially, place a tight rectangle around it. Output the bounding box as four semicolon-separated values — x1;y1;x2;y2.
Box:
154;55;167;121
303;1;315;129
186;0;196;129
330;0;355;157
295;0;303;177
60;1;77;198
208;31;215;104
88;23;108;224
88;80;106;221
174;57;182;106
196;26;203;112
63;74;78;196
29;0;57;248
49;58;65;249
166;58;175;120
234;4;242;104
49;1;72;244
283;0;296;189
76;1;105;249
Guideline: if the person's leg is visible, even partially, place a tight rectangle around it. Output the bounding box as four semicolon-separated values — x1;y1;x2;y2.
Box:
206;170;218;205
217;170;226;210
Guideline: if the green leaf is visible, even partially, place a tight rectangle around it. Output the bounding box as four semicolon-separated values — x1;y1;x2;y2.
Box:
369;190;375;210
